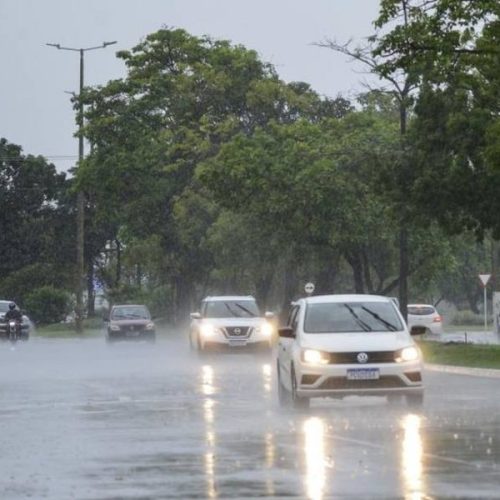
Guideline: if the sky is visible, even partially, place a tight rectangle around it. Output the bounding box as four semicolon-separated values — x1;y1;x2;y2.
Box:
0;0;381;172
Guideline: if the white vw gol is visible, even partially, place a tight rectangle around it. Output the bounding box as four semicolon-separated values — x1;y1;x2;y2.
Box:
277;294;424;409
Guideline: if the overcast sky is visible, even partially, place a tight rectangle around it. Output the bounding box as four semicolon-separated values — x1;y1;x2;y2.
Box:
0;0;381;172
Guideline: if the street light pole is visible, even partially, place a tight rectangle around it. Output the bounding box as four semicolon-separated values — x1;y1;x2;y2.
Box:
47;41;116;333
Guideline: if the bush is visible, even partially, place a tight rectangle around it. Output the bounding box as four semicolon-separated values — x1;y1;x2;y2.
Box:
24;286;72;325
450;310;484;326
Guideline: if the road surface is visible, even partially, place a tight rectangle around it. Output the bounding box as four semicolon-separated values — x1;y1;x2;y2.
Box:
1;333;499;499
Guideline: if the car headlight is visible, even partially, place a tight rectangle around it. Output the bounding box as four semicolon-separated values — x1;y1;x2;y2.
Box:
256;322;274;337
396;346;419;362
302;349;329;365
110;324;121;331
200;323;216;337
146;322;155;330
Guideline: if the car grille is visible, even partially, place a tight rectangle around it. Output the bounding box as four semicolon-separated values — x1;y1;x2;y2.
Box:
318;376;407;390
328;351;396;364
125;325;145;333
224;326;250;338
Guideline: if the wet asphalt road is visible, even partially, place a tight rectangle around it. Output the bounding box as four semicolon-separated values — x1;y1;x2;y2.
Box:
1;332;500;499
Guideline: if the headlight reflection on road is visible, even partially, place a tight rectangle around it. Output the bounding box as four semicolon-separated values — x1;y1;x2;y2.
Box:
265;431;276;496
202;365;217;498
401;414;425;500
304;417;327;500
262;363;272;395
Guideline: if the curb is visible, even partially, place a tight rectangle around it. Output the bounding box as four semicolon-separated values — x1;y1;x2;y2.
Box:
426;363;500;379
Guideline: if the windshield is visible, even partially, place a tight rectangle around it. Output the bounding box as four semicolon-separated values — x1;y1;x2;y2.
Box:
408;306;436;316
204;300;260;318
304;301;403;333
0;302;10;313
111;306;150;320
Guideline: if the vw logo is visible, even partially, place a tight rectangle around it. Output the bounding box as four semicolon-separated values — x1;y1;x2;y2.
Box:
357;352;369;364
234;328;241;335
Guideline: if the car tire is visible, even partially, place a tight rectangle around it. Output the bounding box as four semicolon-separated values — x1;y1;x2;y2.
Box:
291;365;309;410
406;393;424;408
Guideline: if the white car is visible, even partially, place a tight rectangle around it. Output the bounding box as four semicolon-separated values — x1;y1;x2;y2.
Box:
407;304;444;335
189;296;275;352
277;294;424;409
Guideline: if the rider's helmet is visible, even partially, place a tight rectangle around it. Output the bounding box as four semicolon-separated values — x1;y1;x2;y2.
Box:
8;302;16;310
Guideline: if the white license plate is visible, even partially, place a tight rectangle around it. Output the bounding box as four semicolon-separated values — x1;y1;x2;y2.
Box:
228;339;247;347
347;368;380;380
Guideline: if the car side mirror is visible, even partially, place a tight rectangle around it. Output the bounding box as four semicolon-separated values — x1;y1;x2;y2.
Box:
278;326;296;338
265;311;275;319
410;326;426;336
190;312;202;320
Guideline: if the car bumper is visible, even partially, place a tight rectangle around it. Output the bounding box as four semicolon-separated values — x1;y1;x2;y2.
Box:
295;360;423;398
199;330;273;349
108;330;155;340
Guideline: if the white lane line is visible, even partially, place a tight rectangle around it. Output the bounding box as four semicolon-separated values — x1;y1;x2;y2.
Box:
324;432;497;469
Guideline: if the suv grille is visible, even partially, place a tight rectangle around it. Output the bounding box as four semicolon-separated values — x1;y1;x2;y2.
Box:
328;351;395;364
224;326;250;338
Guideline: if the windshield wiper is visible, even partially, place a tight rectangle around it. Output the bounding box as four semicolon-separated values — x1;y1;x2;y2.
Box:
361;307;398;331
224;303;240;317
234;303;256;317
343;304;372;332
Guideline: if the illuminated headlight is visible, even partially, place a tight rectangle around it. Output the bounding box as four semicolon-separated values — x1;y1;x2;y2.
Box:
200;323;216;337
146;322;155;330
302;349;329;365
110;324;121;331
396;346;419;363
256;322;274;337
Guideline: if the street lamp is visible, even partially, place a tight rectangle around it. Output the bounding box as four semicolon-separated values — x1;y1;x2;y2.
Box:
47;41;116;333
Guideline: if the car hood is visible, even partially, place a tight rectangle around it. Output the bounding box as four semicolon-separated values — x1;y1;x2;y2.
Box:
300;331;413;352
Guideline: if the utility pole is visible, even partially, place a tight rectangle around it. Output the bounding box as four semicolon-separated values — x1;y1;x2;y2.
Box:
47;41;116;333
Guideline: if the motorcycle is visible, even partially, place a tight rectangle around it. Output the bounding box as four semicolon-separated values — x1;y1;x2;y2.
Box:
7;319;21;342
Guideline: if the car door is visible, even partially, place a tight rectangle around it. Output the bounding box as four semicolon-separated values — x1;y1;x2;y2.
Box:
278;304;300;386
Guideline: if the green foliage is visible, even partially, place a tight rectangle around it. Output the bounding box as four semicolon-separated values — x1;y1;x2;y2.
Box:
24;286;72;325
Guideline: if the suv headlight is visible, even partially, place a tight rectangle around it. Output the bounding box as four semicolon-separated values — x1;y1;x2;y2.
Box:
110;324;121;331
200;323;218;337
395;346;420;363
302;349;329;365
255;322;274;337
146;322;155;330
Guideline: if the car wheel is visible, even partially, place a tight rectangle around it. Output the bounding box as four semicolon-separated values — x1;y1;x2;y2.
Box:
291;365;309;410
277;361;289;408
406;393;424;409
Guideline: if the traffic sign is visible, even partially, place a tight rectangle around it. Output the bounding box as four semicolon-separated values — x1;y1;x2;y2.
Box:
304;282;315;295
479;274;491;287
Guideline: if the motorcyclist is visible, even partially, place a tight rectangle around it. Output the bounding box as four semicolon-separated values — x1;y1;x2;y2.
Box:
5;302;22;322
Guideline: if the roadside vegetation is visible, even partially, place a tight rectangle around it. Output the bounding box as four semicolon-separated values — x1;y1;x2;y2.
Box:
1;0;500;326
420;341;500;370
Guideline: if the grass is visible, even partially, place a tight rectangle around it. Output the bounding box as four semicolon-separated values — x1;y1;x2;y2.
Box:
419;340;500;369
35;317;104;338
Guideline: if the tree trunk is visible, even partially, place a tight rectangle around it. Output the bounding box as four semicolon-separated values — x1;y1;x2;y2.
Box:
115;239;122;287
86;260;95;318
399;227;409;321
344;249;364;294
255;271;274;311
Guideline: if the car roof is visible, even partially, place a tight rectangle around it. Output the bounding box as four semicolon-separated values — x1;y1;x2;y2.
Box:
202;296;256;302
111;304;149;308
408;304;435;308
301;294;392;305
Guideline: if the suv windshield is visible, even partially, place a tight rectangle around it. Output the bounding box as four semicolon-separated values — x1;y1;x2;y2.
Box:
204;300;260;318
304;301;403;333
0;302;11;313
111;306;150;320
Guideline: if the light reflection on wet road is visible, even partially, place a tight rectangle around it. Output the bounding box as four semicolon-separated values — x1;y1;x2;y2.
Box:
0;333;499;499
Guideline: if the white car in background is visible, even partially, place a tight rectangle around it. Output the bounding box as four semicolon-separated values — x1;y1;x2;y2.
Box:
277;294;424;409
189;295;275;353
407;304;444;335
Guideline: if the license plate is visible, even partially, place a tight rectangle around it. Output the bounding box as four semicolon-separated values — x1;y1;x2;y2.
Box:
126;330;140;337
229;339;247;347
347;368;380;380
